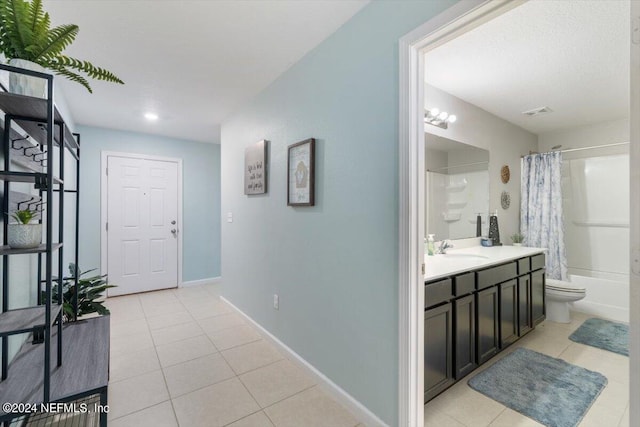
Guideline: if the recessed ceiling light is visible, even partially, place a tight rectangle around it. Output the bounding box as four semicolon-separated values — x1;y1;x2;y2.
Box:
144;112;159;121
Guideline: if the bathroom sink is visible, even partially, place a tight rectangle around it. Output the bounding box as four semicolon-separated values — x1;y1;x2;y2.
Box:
442;253;489;260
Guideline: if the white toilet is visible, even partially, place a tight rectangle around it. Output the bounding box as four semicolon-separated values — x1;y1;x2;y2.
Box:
545;279;586;323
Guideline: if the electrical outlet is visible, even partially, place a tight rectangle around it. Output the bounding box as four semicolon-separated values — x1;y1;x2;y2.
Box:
227;212;233;223
273;294;279;310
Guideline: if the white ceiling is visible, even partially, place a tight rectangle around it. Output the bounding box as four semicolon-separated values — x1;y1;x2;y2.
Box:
424;0;630;135
42;0;369;143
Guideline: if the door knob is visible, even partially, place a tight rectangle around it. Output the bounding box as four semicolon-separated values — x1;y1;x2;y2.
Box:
171;229;177;234
171;220;176;225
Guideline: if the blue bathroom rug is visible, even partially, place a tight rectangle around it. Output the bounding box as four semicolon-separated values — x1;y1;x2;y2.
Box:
569;318;629;356
468;348;607;427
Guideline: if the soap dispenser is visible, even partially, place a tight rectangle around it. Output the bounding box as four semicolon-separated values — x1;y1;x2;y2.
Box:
427;234;435;256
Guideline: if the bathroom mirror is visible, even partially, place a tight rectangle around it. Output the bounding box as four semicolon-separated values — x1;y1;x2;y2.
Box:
425;134;490;240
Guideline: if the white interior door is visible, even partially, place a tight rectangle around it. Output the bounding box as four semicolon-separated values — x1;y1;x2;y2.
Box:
107;156;179;296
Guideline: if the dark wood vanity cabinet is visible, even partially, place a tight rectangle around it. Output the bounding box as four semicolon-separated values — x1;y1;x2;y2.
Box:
424;278;455;401
476;261;517;358
518;274;533;336
476;285;499;364
499;279;519;348
424;253;546;403
424;302;454;401
532;269;546;325
452;272;477;379
454;294;476;379
525;253;546;326
516;255;539;336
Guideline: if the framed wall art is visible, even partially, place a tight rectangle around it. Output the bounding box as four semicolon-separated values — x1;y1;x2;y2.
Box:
287;138;315;206
244;140;268;195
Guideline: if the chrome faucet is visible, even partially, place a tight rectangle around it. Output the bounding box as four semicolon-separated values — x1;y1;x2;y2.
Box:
436;240;453;254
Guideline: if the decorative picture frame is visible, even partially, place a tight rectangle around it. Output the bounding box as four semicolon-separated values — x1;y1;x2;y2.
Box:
287;138;315;206
244;140;268;195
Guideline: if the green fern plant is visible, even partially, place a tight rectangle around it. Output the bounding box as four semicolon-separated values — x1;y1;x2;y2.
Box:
0;0;124;93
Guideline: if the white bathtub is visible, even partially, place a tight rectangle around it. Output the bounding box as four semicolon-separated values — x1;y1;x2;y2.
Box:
568;271;629;322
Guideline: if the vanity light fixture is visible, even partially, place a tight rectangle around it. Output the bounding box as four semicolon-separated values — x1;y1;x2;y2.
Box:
425;107;457;129
144;112;159;121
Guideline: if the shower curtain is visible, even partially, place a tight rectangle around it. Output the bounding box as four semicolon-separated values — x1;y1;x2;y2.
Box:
521;151;568;280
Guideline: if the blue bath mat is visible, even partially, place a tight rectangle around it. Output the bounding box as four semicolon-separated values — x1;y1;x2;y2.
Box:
468;348;607;427
569;318;629;356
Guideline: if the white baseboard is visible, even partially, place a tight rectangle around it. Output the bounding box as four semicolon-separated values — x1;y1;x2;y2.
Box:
180;276;221;287
220;296;388;427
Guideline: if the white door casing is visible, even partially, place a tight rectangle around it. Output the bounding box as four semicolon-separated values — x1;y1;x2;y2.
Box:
101;152;183;296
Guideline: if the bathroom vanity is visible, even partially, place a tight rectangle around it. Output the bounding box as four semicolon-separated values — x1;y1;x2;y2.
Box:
423;246;546;402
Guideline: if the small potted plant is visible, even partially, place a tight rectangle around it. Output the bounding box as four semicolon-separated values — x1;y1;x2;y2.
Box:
46;263;116;322
0;0;124;96
511;232;525;247
8;208;41;248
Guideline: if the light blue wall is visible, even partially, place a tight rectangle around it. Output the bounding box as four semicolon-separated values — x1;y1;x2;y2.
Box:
221;1;457;424
78;125;221;282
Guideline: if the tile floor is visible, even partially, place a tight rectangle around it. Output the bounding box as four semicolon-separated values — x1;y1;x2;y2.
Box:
104;283;364;427
106;284;630;427
425;311;630;427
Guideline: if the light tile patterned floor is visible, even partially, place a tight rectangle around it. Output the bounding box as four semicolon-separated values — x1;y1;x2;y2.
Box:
105;284;364;427
425;311;630;427
107;284;629;427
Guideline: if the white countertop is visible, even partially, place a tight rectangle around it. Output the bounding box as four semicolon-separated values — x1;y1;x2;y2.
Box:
424;245;546;282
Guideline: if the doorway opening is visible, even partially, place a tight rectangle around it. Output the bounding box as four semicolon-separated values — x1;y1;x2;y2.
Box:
398;1;638;426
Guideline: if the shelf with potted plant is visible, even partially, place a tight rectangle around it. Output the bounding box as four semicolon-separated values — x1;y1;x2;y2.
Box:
0;68;79;419
0;63;69;410
1;192;59;255
0;0;121;420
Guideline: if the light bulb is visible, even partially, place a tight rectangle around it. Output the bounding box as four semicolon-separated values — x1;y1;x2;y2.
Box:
144;112;159;121
430;108;440;117
438;111;449;121
448;115;457;123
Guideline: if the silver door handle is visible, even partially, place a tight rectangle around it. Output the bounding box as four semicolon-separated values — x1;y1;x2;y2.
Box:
171;229;177;234
171;220;176;225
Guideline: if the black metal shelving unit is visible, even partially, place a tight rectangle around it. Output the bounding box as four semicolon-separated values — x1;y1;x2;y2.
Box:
0;64;108;427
